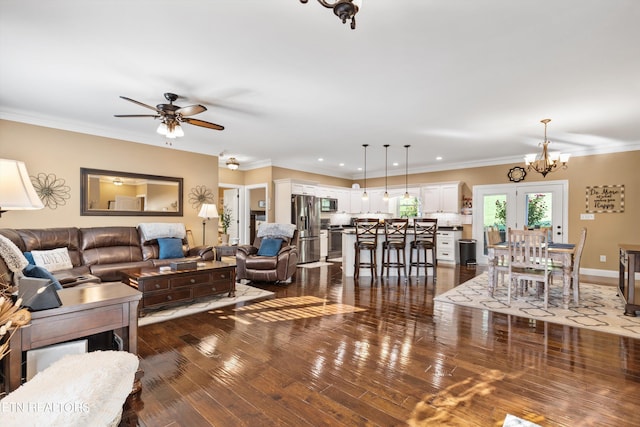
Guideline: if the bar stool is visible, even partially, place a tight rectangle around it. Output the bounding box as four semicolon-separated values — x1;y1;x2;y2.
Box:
381;218;409;277
409;218;438;279
354;218;380;280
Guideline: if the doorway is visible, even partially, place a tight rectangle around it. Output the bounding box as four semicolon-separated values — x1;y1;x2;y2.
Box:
472;180;568;264
219;183;269;245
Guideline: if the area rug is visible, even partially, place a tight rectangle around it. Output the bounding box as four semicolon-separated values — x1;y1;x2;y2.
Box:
298;261;333;268
434;273;640;339
138;283;274;326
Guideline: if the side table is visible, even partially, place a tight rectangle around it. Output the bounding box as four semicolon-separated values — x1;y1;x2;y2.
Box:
4;282;141;393
215;245;238;261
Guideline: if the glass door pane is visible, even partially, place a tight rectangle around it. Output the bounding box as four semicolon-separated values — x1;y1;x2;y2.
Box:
482;194;507;255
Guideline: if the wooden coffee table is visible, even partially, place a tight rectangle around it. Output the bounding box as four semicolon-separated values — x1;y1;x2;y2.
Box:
119;261;236;314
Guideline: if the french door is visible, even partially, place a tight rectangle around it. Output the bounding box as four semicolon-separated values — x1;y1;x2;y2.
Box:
472;180;568;264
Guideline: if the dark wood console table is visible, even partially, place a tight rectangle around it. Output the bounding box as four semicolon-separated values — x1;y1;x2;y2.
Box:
120;261;235;314
4;282;141;393
619;244;640;316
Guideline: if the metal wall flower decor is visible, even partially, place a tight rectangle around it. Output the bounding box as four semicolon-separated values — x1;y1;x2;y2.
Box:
30;173;71;209
188;185;215;210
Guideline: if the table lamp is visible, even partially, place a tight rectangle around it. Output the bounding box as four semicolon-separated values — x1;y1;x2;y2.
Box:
0;159;44;217
197;203;219;245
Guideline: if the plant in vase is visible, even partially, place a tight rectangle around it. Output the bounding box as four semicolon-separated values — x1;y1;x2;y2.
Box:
219;206;233;245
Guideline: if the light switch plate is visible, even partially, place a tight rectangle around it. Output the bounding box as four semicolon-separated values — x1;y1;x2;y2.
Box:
580;213;595;220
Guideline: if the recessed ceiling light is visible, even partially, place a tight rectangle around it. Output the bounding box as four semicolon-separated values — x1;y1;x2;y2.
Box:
393;162;399;166
357;167;362;171
436;156;443;161
318;158;324;162
339;163;345;167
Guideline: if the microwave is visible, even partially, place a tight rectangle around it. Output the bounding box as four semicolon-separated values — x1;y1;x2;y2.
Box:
321;198;338;212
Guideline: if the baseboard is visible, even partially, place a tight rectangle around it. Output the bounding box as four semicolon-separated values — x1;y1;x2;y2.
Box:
580;268;618;278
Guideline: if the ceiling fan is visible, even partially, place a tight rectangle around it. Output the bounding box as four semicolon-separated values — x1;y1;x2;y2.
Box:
114;92;224;138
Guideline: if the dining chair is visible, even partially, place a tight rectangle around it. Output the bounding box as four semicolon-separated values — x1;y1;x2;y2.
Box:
409;218;437;279
485;226;507;285
381;218;409;277
354;218;380;280
551;227;587;305
507;228;552;308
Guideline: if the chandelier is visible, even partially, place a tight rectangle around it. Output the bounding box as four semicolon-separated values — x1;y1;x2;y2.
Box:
524;119;570;177
300;0;362;30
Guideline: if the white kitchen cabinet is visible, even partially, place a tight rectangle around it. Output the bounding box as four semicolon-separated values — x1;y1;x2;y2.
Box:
336;189;351;213
291;183;316;196
350;188;366;213
436;229;462;264
320;230;328;259
275;179;318;223
422;182;461;213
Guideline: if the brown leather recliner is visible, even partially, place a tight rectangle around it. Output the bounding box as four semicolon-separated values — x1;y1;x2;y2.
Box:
235;230;298;283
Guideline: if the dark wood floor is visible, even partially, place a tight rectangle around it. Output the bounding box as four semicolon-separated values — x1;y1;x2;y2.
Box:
122;264;640;427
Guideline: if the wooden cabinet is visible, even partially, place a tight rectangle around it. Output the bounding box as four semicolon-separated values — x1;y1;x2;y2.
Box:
422;182;461;213
619;244;640;316
437;229;462;264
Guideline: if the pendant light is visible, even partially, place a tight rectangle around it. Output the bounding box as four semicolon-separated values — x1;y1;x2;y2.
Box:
383;144;389;202
404;144;410;199
361;144;369;200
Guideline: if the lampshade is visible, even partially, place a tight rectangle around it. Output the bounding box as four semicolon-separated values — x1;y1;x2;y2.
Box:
0;159;45;215
198;203;219;219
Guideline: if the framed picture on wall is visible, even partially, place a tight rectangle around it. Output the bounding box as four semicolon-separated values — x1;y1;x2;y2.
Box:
258;200;266;208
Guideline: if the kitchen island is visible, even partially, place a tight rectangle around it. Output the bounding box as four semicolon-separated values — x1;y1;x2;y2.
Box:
342;228;440;277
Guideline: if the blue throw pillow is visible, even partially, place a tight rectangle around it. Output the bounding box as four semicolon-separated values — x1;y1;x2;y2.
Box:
158;238;184;259
23;252;35;265
22;264;63;290
257;238;283;257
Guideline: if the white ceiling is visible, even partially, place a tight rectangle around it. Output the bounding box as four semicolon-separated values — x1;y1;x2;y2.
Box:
1;0;639;179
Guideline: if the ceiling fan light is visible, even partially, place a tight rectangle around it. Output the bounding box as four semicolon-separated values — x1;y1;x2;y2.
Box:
174;124;184;138
156;122;168;136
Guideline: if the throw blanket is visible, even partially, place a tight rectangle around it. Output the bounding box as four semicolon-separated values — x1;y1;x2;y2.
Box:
0;234;28;273
138;222;186;241
257;223;296;239
0;350;139;427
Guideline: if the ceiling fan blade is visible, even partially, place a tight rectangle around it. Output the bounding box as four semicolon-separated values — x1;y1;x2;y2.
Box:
182;117;225;131
119;96;162;113
176;104;207;117
114;114;160;118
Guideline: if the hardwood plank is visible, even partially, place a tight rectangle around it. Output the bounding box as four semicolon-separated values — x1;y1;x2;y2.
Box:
122;265;640;427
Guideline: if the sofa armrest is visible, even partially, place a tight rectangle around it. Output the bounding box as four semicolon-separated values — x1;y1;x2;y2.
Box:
188;245;213;258
236;245;258;257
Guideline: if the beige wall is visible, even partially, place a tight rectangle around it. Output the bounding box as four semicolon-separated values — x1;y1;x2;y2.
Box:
0;120;219;246
356;152;640;273
3;119;637;273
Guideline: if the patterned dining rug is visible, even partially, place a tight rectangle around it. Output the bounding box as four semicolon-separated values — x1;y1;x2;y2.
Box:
434;273;640;339
138;283;274;326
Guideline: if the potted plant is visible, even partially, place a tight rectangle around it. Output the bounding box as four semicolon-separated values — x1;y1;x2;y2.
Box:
219;205;233;245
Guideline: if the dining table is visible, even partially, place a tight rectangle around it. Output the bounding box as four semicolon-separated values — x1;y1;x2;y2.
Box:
487;242;576;309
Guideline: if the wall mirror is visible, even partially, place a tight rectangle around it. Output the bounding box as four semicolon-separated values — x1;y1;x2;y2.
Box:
80;168;183;216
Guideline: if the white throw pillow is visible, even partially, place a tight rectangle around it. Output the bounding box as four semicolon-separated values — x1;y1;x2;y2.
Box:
31;247;73;272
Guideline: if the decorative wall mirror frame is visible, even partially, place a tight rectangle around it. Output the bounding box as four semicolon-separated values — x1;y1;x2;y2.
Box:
80;168;183;216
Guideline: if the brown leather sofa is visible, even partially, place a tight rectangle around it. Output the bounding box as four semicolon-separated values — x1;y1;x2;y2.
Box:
0;226;214;286
235;231;298;283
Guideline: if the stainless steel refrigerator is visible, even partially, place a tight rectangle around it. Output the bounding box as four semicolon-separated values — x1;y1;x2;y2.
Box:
291;194;321;264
